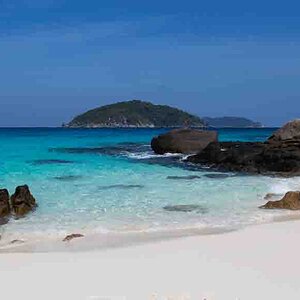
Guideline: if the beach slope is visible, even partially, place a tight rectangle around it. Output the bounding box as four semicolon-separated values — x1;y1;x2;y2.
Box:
0;220;300;299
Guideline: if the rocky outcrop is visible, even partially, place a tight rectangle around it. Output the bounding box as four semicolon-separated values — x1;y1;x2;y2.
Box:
268;119;300;142
260;191;300;210
11;185;37;216
151;128;218;154
187;120;300;175
0;189;10;218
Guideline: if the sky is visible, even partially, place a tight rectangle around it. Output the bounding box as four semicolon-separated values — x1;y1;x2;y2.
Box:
1;0;300;126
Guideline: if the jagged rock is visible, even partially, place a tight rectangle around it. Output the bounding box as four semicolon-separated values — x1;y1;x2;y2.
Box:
260;191;300;210
151;128;218;154
268;119;300;142
0;189;10;218
187;120;300;175
63;233;84;242
11;185;37;216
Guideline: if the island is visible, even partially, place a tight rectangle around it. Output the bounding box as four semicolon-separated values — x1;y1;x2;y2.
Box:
203;117;262;128
64;100;205;128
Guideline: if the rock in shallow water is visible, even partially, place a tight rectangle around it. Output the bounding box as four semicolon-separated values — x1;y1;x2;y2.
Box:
167;175;201;180
98;184;144;190
163;204;207;213
151;128;218;154
260;191;300;210
63;233;84;242
30;159;74;165
0;189;10;218
53;175;83;181
11;185;37;216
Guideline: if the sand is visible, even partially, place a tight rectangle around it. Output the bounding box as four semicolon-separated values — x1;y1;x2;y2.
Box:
1;219;300;299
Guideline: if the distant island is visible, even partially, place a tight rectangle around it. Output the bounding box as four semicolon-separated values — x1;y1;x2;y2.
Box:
65;100;205;128
203;117;262;128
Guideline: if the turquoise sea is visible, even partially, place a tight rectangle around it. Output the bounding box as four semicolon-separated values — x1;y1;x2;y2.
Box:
0;127;299;249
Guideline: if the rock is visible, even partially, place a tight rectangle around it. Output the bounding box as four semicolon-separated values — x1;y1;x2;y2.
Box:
30;159;74;165
187;134;300;176
0;189;10;218
163;204;207;213
268;119;300;142
167;175;201;180
203;173;232;179
63;233;84;242
151;128;218;154
11;185;37;216
10;239;25;245
260;191;300;210
187;120;300;175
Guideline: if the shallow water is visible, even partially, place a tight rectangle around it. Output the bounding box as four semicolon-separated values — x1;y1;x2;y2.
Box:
0;127;299;249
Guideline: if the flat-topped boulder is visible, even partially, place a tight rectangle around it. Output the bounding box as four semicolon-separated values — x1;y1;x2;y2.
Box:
151;128;218;154
260;191;300;210
11;185;37;216
0;189;10;218
187;120;300;175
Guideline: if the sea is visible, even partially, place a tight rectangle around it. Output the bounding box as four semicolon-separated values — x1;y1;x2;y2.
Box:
0;127;299;251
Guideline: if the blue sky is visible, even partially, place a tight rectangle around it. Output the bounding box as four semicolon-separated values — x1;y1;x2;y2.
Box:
1;0;300;126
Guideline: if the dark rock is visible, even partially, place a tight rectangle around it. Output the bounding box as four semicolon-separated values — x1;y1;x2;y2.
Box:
98;184;144;190
186;120;300;175
187;140;300;175
31;159;74;165
151;128;218;154
163;204;207;213
11;185;37;216
53;175;83;181
260;191;300;210
10;239;25;245
0;189;10;218
63;233;84;242
167;175;201;180
203;173;232;179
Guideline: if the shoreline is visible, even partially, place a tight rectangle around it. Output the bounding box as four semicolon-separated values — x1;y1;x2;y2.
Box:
1;218;300;299
1;210;300;253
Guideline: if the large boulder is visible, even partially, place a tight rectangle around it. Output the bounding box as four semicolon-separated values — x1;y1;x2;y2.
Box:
187;120;300;175
151;128;218;154
0;189;10;218
268;119;300;142
11;185;37;216
260;191;300;210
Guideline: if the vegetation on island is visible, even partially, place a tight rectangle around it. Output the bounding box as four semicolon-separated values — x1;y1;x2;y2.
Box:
66;100;205;128
203;117;262;128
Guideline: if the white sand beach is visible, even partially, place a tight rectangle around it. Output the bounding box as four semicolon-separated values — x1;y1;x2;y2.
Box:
1;219;300;300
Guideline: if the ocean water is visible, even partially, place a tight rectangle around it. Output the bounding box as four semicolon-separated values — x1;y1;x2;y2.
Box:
0;127;299;249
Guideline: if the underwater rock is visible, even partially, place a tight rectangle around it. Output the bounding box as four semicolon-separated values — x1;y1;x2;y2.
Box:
31;159;74;165
203;173;232;179
98;184;144;190
163;204;207;213
53;175;83;181
167;175;201;180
